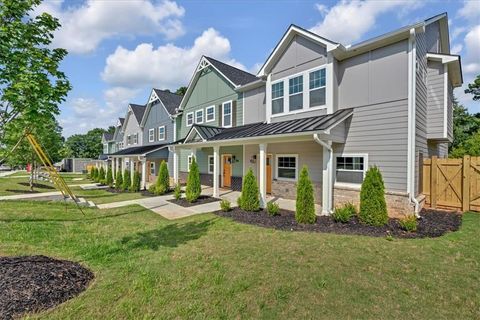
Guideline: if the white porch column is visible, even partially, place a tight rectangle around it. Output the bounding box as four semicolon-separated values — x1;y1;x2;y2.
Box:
213;145;220;198
120;157;124;173
141;159;147;190
130;159;134;183
173;147;179;184
111;158;115;179
322;142;334;215
259;143;267;208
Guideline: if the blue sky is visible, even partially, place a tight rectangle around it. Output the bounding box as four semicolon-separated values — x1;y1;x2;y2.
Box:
33;0;480;137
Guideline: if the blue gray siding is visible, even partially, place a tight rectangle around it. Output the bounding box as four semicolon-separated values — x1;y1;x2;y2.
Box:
142;101;175;145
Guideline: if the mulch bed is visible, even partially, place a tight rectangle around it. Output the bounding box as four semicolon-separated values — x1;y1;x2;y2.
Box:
18;182;55;190
214;208;462;239
168;195;220;207
0;255;94;320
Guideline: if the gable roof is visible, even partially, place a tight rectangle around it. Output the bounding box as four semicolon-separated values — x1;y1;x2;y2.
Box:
153;89;183;115
184;124;224;143
102;132;114;142
129;104;146;123
119;117;125;126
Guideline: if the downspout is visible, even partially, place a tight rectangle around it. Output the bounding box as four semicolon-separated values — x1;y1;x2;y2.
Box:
313;133;331;151
313;133;333;215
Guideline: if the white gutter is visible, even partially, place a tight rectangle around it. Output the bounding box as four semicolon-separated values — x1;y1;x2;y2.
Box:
313;133;333;215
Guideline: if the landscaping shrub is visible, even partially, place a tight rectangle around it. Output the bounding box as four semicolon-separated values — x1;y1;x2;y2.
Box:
98;167;106;184
399;215;418;232
295;166;316;224
174;184;182;200
115;170;123;190
359;166;388;226
332;202;356;223
106;167;113;187
148;184;156;194
130;171;141;192
237;196;243;208
155;160;170;195
91;167;98;182
220;199;231;212
267;202;280;216
122;169;131;191
239;168;260;212
186;157;201;202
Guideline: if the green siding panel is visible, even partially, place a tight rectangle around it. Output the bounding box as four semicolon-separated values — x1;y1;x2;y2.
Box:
178;145;243;177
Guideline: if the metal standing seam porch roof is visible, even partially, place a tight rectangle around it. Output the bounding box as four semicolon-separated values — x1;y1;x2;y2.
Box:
107;143;169;156
184;108;353;143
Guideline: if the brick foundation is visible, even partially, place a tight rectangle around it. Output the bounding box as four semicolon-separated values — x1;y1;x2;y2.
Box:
271;180;322;204
333;185;413;218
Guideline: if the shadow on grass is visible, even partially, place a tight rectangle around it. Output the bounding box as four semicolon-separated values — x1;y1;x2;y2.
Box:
118;219;214;251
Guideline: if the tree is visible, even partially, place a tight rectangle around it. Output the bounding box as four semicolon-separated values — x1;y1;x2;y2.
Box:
64;128;108;158
115;170;123;190
465;75;480;101
0;0;71;138
359;167;388;226
175;86;187;96
106;167;113;187
450;131;480;158
239;168;260;211
450;99;480;157
130;171;141;192
185;157;201;202
295;166;316;224
155;160;170;195
98;167;106;183
122;169;131;191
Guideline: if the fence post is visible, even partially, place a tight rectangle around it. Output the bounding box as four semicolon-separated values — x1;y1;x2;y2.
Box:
463;155;470;212
431;156;438;209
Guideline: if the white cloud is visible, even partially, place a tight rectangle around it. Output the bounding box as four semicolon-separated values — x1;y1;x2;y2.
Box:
310;0;421;45
462;25;480;74
457;0;480;22
451;44;463;55
101;28;245;90
34;0;185;54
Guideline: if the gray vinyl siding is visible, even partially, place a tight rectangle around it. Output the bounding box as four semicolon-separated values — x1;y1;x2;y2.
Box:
271;108;327;122
333;99;409;192
415;32;428;197
425;21;440;53
123;111;142;147
426;60;445;139
337;40;408;109
142;101;175;145
427;141;448;158
271;34;327;81
243;86;266;124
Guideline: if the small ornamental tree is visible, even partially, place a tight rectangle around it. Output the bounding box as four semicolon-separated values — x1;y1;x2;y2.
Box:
359;166;388;226
91;167;97;181
106;167;113;187
295;166;316;224
94;167;100;183
155;160;170;195
115;170;123;190
99;167;106;184
122;169;131;191
239;168;260;211
185;157;201;202
131;171;141;192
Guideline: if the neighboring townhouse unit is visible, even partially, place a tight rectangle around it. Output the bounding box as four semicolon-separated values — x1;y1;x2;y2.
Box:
170;12;462;217
101;132;115;156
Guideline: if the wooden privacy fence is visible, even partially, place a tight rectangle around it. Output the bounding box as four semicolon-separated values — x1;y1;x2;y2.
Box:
422;155;480;212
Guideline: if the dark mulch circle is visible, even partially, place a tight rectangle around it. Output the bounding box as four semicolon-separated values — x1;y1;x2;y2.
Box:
5;189;40;194
17;182;55;190
0;255;94;320
168;195;221;207
214;207;462;238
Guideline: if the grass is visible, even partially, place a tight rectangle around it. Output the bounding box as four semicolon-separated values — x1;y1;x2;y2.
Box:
72;187;149;204
0;201;479;319
0;174;91;196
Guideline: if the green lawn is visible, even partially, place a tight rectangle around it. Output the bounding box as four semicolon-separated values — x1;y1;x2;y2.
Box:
0;201;478;319
0;177;57;196
72;187;149;204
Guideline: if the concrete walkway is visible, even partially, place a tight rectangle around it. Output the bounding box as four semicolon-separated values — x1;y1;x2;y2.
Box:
0;170;21;178
0;191;63;201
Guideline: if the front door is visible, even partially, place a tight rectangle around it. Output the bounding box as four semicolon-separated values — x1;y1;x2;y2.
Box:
223;155;232;188
266;155;272;194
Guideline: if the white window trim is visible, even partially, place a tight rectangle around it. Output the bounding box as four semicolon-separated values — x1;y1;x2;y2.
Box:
270;65;327;118
208;155;214;174
206;105;215;123
133;133;138;145
275;154;298;181
271;80;285;115
333;153;369;187
150;162;155;175
222;100;233;128
186;112;194;127
158;126;165;141
148;128;154;142
195;109;204;124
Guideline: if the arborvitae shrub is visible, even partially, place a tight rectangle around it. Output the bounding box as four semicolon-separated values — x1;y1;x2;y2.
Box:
92;167;98;182
359;166;388;226
106;167;113;187
185;157;201;202
155;160;170;195
240;168;260;212
115;170;123;190
130;171;141;192
99;167;106;183
174;184;182;200
295;166;316;224
122;169;131;191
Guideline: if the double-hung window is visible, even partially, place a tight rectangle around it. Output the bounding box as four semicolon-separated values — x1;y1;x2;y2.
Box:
158;126;165;141
133;133;138;144
150;162;155;175
206;105;215;122
148;128;154;142
289;75;303;111
195;109;204;124
335;155;366;184
271;82;284;114
222;101;232;127
208;155;214;174
186;112;194;127
309;69;326;107
127;135;131;145
277;155;298;180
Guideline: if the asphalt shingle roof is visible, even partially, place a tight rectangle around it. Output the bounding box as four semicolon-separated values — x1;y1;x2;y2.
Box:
205;56;259;86
102;132;114;141
153;89;183;115
119;117;125;126
130;104;146;123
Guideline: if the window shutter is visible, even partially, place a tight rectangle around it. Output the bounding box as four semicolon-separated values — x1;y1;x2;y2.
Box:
219;104;223;126
164;126;167;141
232;100;237;127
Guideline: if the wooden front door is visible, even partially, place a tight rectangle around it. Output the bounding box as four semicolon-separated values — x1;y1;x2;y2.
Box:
266;155;272;194
223;155;232;188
